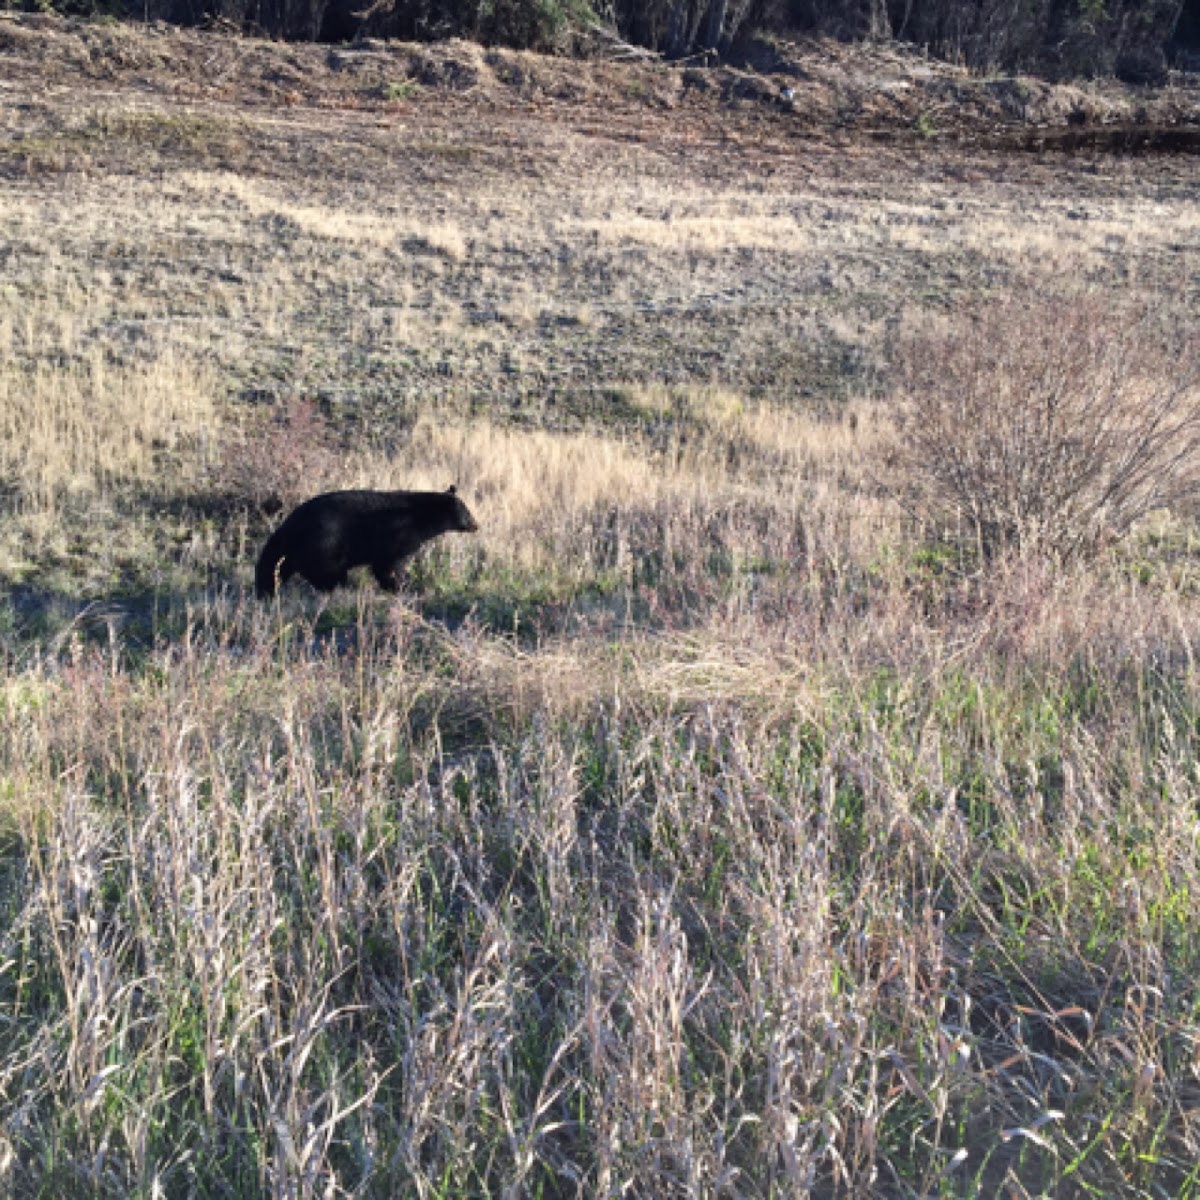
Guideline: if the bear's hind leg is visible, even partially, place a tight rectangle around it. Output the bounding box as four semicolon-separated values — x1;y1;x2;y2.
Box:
303;567;349;593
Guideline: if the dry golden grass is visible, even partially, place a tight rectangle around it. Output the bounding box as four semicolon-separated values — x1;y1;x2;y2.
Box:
0;348;217;512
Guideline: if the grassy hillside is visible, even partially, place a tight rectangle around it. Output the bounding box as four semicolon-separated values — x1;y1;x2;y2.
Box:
2;16;1200;1197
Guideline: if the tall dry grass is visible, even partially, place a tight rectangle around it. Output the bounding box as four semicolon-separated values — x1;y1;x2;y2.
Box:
3;554;1200;1195
0;347;217;515
4;336;1200;1195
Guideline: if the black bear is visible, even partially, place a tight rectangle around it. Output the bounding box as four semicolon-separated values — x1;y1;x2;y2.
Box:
255;485;479;598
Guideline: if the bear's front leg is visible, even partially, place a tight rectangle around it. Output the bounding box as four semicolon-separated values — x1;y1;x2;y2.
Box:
371;561;402;593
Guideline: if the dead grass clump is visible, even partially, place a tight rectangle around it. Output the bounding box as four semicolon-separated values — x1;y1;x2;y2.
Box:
887;296;1200;562
390;403;888;566
0;347;219;587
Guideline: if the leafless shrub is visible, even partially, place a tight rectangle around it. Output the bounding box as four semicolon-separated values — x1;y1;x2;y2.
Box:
219;396;340;517
886;296;1200;562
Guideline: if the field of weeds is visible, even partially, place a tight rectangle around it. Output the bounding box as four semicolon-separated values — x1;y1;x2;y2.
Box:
3;15;1200;1197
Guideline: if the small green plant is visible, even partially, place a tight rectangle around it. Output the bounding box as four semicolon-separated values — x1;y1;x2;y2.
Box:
914;109;938;138
379;79;420;102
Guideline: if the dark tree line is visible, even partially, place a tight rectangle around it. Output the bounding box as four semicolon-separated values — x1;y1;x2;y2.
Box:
10;0;1198;76
787;0;1191;78
603;0;1191;75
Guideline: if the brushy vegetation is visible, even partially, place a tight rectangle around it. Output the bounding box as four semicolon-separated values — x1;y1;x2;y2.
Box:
3;44;1200;1195
888;295;1200;562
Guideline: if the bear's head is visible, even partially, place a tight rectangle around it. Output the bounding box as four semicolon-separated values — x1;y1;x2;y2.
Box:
445;485;480;533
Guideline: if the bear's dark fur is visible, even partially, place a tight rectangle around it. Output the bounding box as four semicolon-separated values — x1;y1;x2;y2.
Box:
255;485;479;598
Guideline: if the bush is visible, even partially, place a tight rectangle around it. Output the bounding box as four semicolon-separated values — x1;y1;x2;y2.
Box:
477;0;585;49
218;396;340;517
887;297;1200;562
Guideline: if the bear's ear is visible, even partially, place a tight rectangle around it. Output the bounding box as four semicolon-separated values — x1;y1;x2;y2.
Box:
446;485;458;496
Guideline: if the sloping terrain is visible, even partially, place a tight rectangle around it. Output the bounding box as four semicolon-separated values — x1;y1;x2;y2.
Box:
4;11;1200;150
